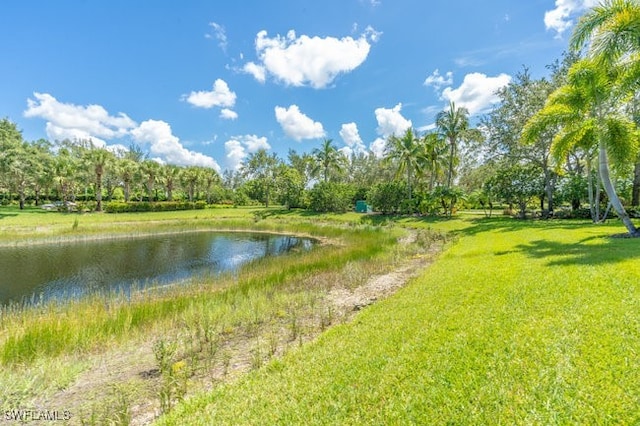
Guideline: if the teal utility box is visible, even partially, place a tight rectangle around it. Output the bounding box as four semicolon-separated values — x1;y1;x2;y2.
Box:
355;200;369;213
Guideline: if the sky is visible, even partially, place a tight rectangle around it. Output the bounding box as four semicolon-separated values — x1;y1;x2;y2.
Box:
1;0;599;173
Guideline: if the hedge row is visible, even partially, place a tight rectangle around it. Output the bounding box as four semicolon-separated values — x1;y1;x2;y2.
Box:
105;201;207;213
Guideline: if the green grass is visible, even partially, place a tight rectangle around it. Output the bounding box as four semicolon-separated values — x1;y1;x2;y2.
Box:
1;205;424;417
158;216;640;425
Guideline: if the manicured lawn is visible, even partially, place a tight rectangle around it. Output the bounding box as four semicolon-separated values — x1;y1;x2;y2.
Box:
159;217;640;425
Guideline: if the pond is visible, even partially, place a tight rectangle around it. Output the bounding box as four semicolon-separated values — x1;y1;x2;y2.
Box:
0;232;313;306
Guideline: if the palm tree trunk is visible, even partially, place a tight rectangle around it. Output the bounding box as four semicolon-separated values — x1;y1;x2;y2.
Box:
632;159;640;206
95;172;103;212
599;143;637;235
586;156;596;222
446;139;455;188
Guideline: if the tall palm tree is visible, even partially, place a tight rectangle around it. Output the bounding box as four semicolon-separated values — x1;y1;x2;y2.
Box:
312;139;344;183
436;102;480;188
117;158;138;202
523;58;639;235
384;128;423;201
161;164;181;201
85;147;112;212
570;0;640;64
140;160;159;202
421;132;448;191
571;0;640;206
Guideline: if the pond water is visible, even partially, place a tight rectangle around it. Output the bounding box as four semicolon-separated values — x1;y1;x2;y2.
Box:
0;232;313;306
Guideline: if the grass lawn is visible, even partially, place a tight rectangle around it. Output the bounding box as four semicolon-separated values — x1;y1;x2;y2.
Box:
159;216;640;425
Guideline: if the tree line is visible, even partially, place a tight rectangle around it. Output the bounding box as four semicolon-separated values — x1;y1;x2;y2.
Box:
1;1;639;233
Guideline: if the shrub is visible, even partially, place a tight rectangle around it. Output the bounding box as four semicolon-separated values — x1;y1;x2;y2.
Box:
105;201;207;213
368;181;407;214
308;182;355;213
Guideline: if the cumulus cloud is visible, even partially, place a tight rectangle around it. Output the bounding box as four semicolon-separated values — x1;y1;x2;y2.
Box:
374;103;412;138
544;0;598;37
220;108;238;120
339;122;366;155
24;92;136;145
131;120;221;172
223;134;271;171
24;92;221;170
245;27;379;88
424;69;453;90
369;138;387;158
183;79;236;109
242;62;266;83
440;72;511;115
367;103;412;158
274;105;325;141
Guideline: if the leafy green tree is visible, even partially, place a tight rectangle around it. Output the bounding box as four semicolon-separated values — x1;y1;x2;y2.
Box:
30;139;55;205
276;165;305;210
308;182;355;213
488;163;544;219
368;181;407;214
242;149;281;207
0;118;24;201
523;58;639;234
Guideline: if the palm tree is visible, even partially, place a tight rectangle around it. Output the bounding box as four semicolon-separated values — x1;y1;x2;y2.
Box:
384;128;423;201
140;160;160;202
571;0;640;206
85;147;112;212
312;139;344;183
180;166;204;202
117;158;138;202
570;0;640;64
421;132;448;191
436;102;480;188
523;58;639;235
161;164;181;201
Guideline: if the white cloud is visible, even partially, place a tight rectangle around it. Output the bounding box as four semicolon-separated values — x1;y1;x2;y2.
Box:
24;92;136;145
223;134;271;171
440;72;511;115
274;105;325;141
220;108;238;120
242;62;266;83
339;122;366;154
424;69;453;90
224;140;246;171
183;79;236;109
369;137;387;158
544;0;598;38
246;27;379;88
131;120;221;172
207;22;228;51
374;103;412;138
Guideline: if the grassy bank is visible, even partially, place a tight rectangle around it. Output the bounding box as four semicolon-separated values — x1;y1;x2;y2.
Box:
1;205;448;422
158;216;640;425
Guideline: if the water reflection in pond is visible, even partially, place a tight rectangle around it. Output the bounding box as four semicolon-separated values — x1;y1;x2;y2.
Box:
0;232;313;306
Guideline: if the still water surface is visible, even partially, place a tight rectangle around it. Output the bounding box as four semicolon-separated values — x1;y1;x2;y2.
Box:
0;232;312;306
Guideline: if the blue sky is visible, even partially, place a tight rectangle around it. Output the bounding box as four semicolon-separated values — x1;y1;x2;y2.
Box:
1;0;598;172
